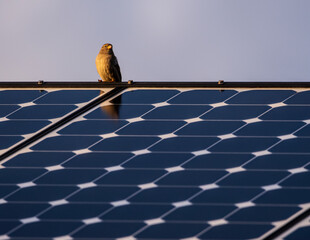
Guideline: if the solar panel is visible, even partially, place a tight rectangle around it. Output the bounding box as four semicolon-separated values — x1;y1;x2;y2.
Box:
1;86;310;239
0;89;103;156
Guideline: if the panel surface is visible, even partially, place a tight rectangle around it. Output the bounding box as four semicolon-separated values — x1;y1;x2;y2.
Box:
1;88;310;239
0;90;101;155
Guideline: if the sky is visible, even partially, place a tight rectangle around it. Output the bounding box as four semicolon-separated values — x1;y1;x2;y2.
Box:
0;0;309;82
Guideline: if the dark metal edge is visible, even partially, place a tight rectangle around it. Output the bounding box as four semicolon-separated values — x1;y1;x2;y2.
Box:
1;81;310;88
263;208;310;240
0;87;126;162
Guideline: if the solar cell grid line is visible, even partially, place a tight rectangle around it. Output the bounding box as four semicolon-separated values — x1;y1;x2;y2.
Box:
2;87;310;239
0;89;112;159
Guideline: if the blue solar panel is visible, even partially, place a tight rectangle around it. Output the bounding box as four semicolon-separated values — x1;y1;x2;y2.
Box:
1;88;310;239
0;89;101;155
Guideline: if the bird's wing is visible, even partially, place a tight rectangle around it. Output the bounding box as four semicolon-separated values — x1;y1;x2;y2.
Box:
112;56;122;82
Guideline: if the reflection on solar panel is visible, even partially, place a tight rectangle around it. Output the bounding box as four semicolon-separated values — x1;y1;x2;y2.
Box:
1;85;310;239
0;90;102;155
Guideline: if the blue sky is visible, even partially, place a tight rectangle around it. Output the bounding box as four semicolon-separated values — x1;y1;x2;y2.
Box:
0;0;309;81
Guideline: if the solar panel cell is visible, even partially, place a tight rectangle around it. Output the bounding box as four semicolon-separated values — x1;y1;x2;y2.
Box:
150;136;219;152
123;152;192;168
34;169;107;185
201;105;270;120
218;171;289;186
129;187;200;203
68;186;139;202
33;90;99;104
255;189;310;204
281;172;310;187
31;136;102;151
135;222;208;239
0;105;20;117
183;153;253;169
0;185;19;198
157;170;227;186
117;120;185;135
0;222;20;235
85;104;154;119
95;169;166;185
0;168;46;184
244;154;310;170
4;152;75;167
0;90;46;104
0;120;50;135
143;105;212;119
63;152;133;168
111;89;180;104
192;187;263;204
271;138;310;153
284;90;310;104
176;121;245;136
0;203;49;219
227;206;301;222
168;89;237;104
101;204;172;220
90;136;160;151
200;224;273;239
295;125;310;136
0;136;23;150
260;106;310;120
164;205;236;221
58;119;128;135
209;137;279;152
40;203;111;220
226;90;295;104
72;222;145;238
10;221;82;238
8;105;77;119
6;186;78;202
235;121;305;136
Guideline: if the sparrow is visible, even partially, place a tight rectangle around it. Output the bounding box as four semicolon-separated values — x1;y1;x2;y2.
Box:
96;43;122;82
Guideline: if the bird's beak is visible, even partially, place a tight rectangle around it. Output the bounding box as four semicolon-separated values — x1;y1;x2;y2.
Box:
107;45;112;50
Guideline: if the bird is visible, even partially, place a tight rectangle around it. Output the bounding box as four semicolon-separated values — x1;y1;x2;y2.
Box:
96;43;122;82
